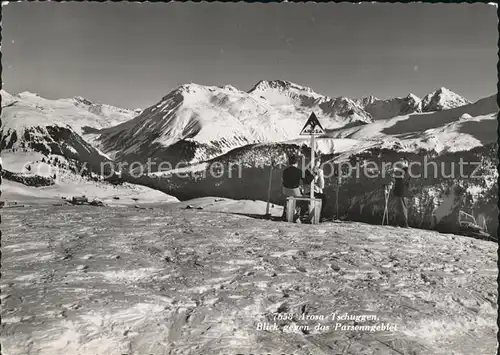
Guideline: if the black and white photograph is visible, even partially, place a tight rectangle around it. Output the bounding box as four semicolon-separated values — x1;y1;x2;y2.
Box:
1;2;498;355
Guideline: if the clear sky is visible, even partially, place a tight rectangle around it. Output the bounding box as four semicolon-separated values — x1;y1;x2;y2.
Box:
3;2;498;109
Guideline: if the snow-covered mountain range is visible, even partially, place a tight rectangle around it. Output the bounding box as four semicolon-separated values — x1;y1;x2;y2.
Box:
248;80;373;124
325;94;497;155
91;81;479;166
1;81;492;171
1;90;136;134
353;87;472;121
421;87;471;112
359;94;422;121
91;81;380;166
1;81;497;236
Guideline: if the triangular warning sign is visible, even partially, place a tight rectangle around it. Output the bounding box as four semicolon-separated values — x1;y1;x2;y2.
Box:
300;112;325;135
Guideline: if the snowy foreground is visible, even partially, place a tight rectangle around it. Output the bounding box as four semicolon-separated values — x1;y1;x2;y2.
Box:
1;204;497;355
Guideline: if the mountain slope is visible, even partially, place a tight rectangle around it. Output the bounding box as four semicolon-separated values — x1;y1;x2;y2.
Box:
0;112;109;166
1;91;136;135
354;88;470;120
362;94;422;120
93;81;476;169
0;99;116;176
281;94;496;158
326;95;498;154
95;84;287;166
249;80;373;124
2;83;478;171
95;81;376;168
0;90;143;174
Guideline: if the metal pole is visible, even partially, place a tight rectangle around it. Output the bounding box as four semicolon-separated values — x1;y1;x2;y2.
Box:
310;135;315;215
265;163;273;217
382;190;388;225
382;185;390;225
336;173;339;220
382;186;386;225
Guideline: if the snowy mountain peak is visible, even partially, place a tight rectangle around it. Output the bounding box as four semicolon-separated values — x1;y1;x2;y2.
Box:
1;91;137;138
169;83;241;98
248;80;327;109
336;96;353;103
406;93;420;102
248;80;373;123
1;90;16;105
72;96;95;106
154;84;202;107
17;91;41;99
435;87;454;95
249;80;322;97
176;83;205;94
251;79;292;91
422;87;471;112
359;93;423;120
320;96;373;124
355;95;378;107
220;84;239;92
1;89;12;97
157;83;251;109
